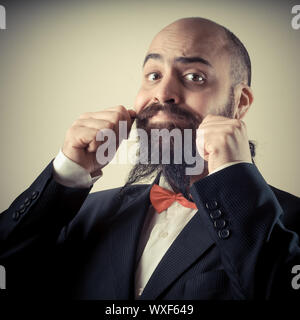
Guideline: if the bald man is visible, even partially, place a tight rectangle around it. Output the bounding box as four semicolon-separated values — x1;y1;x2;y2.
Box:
0;18;299;300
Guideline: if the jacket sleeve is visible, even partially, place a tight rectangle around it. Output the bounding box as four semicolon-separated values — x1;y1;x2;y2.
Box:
0;160;91;263
190;163;300;300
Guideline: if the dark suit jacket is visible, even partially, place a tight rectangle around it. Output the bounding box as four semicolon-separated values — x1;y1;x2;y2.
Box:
0;161;299;299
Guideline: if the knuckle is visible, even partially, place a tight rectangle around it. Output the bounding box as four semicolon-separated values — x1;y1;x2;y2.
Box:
240;120;246;129
227;121;241;135
109;121;115;129
104;121;114;130
219;134;227;144
203;114;212;122
72;119;81;127
115;105;126;114
66;126;76;138
79;112;91;119
110;113;120;123
229;126;236;135
224;125;235;135
233;119;242;129
218;131;231;145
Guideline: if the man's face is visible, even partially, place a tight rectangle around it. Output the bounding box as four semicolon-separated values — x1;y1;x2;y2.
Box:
123;19;237;197
134;19;233;126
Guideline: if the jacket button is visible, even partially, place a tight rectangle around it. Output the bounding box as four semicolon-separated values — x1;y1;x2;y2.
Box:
205;200;219;210
209;209;222;220
214;219;226;229
19;204;26;214
218;229;230;239
31;191;39;200
24;197;31;206
19;206;26;214
12;210;20;221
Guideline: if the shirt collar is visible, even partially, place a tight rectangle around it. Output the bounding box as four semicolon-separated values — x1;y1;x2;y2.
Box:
158;174;174;192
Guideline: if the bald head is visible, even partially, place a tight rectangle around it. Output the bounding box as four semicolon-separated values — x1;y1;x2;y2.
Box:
160;17;226;40
134;16;255;170
149;17;251;87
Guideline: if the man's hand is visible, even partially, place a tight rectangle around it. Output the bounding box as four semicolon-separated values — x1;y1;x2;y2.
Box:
62;105;136;176
196;114;252;174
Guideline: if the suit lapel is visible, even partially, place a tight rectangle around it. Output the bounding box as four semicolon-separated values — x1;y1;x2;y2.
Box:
109;172;215;300
109;174;161;299
139;210;215;300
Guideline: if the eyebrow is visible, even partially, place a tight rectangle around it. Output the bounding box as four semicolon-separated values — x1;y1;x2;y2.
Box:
143;53;213;68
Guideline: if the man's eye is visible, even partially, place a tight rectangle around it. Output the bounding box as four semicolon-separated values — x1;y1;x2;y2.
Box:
147;72;160;81
184;73;205;83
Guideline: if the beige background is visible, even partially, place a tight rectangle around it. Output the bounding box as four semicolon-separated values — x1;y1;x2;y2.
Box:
0;0;299;212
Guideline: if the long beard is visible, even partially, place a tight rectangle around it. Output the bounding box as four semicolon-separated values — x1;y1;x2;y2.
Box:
124;129;197;199
121;90;235;199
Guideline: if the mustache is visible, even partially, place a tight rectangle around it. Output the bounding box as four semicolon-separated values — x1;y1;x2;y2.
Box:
135;103;202;129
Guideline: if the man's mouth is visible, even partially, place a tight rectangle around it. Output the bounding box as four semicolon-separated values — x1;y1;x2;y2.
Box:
136;103;201;130
149;110;172;122
149;111;196;131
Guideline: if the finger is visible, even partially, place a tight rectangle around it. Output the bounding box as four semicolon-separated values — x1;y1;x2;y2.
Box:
201;114;230;124
79;105;130;120
69;126;99;149
73;118;115;131
79;111;122;122
128;109;137;119
199;119;243;129
87;137;104;153
104;105;133;123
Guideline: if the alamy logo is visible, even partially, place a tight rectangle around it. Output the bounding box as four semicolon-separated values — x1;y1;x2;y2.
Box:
291;5;300;30
95;122;205;175
0;5;6;30
291;265;300;290
0;265;5;289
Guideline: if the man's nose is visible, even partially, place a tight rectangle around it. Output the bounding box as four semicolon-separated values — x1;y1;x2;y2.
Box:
153;75;181;104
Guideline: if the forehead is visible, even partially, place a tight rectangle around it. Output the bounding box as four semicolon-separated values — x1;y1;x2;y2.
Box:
146;21;229;68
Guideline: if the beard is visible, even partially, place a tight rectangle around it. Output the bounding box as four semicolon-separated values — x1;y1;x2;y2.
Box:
121;88;236;200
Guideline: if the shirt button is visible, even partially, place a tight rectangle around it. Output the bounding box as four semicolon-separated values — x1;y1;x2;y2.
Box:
159;231;168;239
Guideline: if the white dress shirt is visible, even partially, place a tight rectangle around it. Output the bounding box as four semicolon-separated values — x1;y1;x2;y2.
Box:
134;176;198;298
53;150;102;188
53;149;251;299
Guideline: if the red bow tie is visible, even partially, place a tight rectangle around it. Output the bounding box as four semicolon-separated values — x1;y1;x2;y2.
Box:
150;184;197;213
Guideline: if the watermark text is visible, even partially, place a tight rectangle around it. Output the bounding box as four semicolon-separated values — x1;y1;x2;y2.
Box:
95;121;204;175
0;4;6;30
291;5;300;30
0;265;6;289
292;265;300;289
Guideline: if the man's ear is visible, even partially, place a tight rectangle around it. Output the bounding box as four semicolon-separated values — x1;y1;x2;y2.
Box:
234;84;254;119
